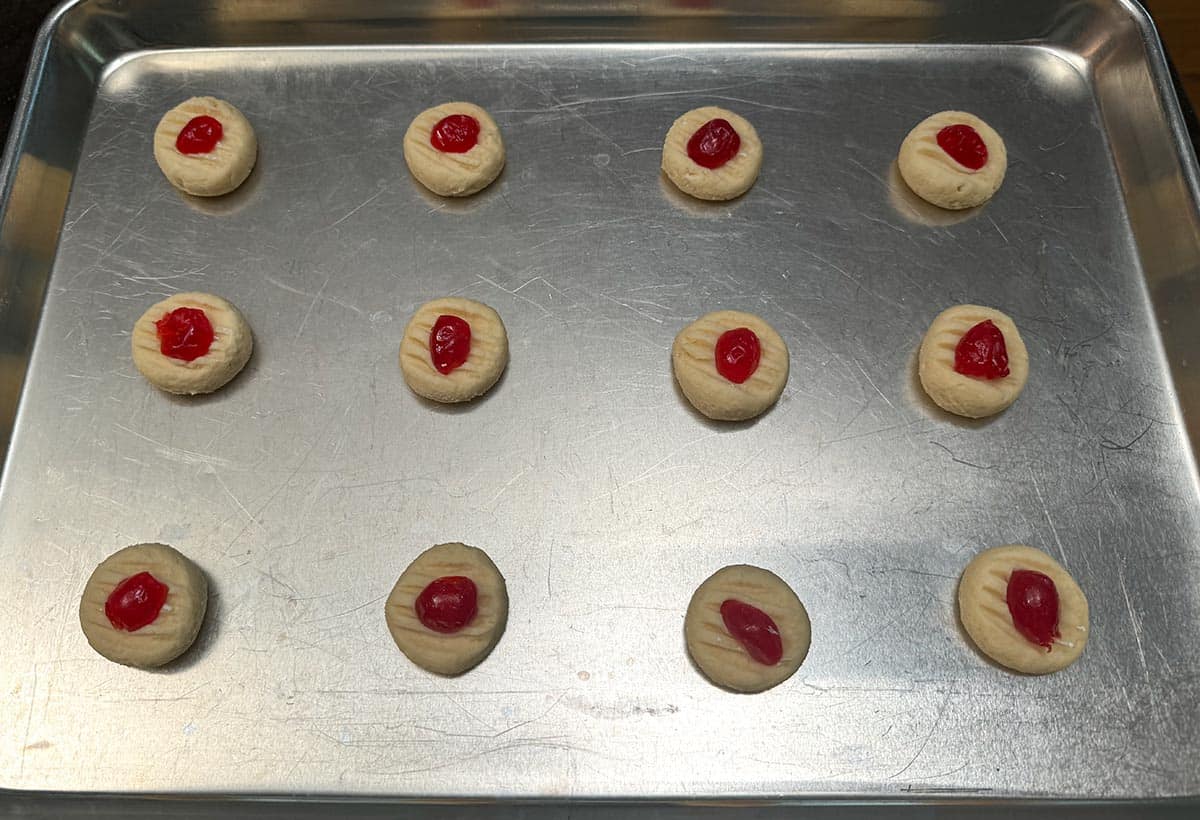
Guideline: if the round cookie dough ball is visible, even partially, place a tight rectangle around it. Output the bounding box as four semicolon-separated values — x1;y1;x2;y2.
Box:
958;545;1089;675
132;292;253;395
79;543;209;668
662;106;762;201
385;542;508;676
403;102;505;197
897;110;1006;210
154;96;257;197
399;297;508;403
685;564;811;693
672;310;788;421
918;304;1028;419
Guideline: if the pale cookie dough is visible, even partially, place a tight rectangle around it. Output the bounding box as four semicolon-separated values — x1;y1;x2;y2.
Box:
132;292;253;395
685;565;811;693
385;542;508;676
662;106;762;201
79;543;209;668
897;110;1006;210
918;304;1028;419
403;102;505;197
673;310;788;421
154;96;257;197
958;545;1089;675
399;297;508;403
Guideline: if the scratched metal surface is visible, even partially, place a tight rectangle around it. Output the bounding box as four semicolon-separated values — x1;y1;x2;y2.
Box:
2;6;1200;807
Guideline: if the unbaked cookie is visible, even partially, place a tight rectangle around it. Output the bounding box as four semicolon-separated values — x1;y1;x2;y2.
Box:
403;102;505;197
132;292;253;395
385;542;508;676
399;297;508;403
154;97;257;197
897;111;1006;210
958;545;1089;675
673;310;788;421
685;565;811;693
662;106;762;201
918;304;1028;419
79;543;209;668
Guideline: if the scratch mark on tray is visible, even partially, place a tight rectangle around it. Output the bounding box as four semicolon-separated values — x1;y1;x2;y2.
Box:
888;694;949;780
1116;561;1151;685
1028;468;1066;564
295;274;332;340
322;187;385;230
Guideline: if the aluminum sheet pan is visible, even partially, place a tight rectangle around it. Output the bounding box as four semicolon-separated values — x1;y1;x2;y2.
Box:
2;0;1200;807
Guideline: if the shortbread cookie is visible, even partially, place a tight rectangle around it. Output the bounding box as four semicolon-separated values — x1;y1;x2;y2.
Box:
132;292;253;395
685;565;811;693
958;545;1089;675
79;543;209;668
404;102;505;197
662;106;762;201
918;304;1028;418
898;111;1006;210
154;97;257;197
385;542;508;676
399;297;508;403
673;310;788;421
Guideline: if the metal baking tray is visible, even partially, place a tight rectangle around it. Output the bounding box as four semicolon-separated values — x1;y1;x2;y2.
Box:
2;0;1200;813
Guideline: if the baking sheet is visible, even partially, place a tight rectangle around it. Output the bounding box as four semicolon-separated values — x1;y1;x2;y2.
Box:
2;0;1200;805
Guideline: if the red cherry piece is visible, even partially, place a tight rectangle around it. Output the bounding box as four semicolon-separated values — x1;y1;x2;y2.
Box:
1006;569;1061;650
429;314;472;375
415;576;478;633
714;327;761;384
720;598;783;666
430;114;481;153
686;118;741;169
105;571;169;632
175;115;223;155
936;124;988;171
954;319;1009;380
155;307;215;362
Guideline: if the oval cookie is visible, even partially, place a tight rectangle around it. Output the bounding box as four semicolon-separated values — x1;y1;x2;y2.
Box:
918;304;1028;418
154;96;257;197
399;297;508;403
79;543;209;668
662;106;762;201
958;544;1089;674
673;310;788;421
897;110;1006;210
685;564;811;692
403;102;505;197
385;542;508;676
132;292;253;395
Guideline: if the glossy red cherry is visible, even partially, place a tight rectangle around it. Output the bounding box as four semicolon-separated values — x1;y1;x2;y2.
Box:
954;319;1009;379
176;115;223;154
1006;569;1061;650
720;598;783;665
936;124;988;171
105;572;169;632
155;307;214;362
429;314;471;375
415;576;478;633
714;327;761;384
431;114;481;153
687;118;740;169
